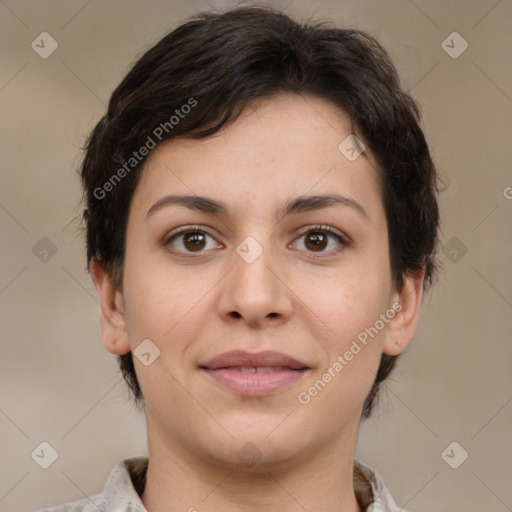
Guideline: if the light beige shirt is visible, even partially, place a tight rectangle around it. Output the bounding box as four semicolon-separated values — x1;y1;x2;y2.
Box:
36;457;409;512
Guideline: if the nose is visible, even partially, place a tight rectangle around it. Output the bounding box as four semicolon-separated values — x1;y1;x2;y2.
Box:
216;241;293;329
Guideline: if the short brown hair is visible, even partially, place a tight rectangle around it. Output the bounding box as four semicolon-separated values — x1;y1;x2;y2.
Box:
81;6;440;418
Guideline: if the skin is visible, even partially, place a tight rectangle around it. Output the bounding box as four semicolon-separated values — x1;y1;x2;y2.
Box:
91;93;424;512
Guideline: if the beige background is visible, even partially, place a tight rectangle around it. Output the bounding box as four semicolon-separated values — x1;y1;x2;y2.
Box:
1;0;511;511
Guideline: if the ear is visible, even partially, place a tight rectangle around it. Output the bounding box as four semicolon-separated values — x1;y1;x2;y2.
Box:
90;257;131;355
382;268;425;356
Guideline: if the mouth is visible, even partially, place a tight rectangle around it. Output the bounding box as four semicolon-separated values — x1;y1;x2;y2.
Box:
199;350;310;396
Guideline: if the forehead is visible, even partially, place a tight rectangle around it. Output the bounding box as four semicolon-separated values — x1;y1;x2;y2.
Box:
130;93;382;221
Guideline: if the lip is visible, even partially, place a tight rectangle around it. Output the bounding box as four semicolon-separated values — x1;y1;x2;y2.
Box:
201;350;309;370
200;350;310;396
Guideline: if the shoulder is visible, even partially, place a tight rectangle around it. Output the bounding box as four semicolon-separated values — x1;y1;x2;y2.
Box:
354;459;410;512
33;494;103;512
32;457;148;512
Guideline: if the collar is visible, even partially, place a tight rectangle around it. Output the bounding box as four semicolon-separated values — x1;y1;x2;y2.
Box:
44;456;407;511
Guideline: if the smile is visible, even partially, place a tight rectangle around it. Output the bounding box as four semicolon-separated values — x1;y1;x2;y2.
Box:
199;350;311;396
202;367;309;396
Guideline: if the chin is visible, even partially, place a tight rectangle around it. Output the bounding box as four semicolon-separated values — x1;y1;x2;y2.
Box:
210;427;308;472
216;442;305;473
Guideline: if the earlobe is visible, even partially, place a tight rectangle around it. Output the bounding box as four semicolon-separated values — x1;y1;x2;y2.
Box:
89;257;131;356
382;269;425;356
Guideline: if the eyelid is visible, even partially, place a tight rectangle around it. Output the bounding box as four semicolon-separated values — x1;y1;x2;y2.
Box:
163;223;350;256
289;224;351;255
293;224;350;244
163;224;222;247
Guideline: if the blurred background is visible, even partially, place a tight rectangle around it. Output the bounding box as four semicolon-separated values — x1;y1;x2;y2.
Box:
1;1;511;510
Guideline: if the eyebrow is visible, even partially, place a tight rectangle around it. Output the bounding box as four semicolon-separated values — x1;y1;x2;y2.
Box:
145;193;368;220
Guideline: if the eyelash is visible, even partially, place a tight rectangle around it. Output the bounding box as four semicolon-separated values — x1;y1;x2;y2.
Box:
163;224;350;258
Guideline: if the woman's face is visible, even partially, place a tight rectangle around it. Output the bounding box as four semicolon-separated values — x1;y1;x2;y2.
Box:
100;93;420;470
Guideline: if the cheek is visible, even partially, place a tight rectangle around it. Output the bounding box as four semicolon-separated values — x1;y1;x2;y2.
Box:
122;253;217;355
120;263;211;405
296;266;390;392
295;260;390;335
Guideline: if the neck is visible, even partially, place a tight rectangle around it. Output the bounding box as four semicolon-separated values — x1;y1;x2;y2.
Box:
141;417;363;512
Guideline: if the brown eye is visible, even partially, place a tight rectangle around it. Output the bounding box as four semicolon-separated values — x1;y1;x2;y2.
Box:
304;232;328;251
165;227;221;256
182;231;207;251
291;225;349;255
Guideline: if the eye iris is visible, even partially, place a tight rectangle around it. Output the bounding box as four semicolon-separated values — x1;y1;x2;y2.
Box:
305;232;327;251
183;231;206;251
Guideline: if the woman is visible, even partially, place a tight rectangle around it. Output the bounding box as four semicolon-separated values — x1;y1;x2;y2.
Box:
43;6;439;511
